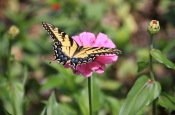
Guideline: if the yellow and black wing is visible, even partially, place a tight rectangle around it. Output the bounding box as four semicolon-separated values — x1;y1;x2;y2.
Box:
69;46;121;69
42;22;122;70
42;22;79;65
42;22;78;47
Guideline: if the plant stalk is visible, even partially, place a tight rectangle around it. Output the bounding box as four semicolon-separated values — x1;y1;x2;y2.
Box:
149;35;155;81
88;77;92;115
149;35;156;115
7;39;12;79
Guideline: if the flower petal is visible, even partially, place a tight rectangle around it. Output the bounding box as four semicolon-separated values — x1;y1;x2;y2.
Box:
87;61;99;70
94;33;116;48
64;63;70;68
72;69;81;75
79;32;96;47
96;55;118;64
72;36;82;46
82;67;93;77
95;64;106;74
76;64;86;73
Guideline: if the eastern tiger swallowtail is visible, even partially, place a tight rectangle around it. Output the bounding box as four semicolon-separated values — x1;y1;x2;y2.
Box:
42;22;122;69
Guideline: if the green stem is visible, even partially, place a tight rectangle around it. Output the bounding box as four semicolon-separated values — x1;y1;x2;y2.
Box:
8;38;17;114
88;77;92;115
7;39;12;80
153;100;156;115
149;35;155;81
149;35;156;115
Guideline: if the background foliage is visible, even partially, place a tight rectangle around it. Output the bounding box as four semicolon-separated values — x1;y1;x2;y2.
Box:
0;0;175;115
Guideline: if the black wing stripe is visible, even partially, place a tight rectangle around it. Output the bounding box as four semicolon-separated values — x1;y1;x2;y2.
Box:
57;29;74;46
42;22;59;42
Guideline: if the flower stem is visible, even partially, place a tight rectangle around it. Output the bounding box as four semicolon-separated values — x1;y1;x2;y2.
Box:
7;39;12;80
153;100;156;115
149;35;156;115
149;35;155;81
88;77;92;115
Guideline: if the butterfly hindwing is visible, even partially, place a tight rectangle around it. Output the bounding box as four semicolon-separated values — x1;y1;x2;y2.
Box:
52;42;69;65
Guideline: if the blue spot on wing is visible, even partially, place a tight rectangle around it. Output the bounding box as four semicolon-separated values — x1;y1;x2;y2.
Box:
58;51;62;55
59;55;64;58
62;57;68;61
57;47;61;51
74;59;78;63
71;58;75;62
79;58;83;62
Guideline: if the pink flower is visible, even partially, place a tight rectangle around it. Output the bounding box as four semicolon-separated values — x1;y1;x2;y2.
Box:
64;32;120;77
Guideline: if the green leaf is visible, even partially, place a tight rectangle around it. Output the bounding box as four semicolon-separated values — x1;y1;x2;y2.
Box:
91;76;104;112
74;76;104;114
85;2;104;21
57;103;77;115
46;92;59;115
137;61;157;73
162;38;175;54
40;76;64;91
137;61;149;72
119;75;161;115
40;107;47;115
7;82;24;115
158;92;175;110
4;107;12;115
22;65;28;86
42;92;76;115
150;49;175;69
74;88;89;115
99;79;122;91
106;96;121;115
24;54;39;70
44;62;82;94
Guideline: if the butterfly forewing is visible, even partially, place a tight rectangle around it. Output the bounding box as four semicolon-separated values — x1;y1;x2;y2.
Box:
42;22;78;48
61;46;77;57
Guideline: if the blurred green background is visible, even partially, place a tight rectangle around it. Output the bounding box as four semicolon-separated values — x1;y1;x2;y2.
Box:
0;0;175;115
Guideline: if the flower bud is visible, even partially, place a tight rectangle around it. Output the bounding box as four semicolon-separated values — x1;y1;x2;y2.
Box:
8;25;20;39
147;20;160;35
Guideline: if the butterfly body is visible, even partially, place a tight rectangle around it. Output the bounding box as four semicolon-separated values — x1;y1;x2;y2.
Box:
42;22;121;69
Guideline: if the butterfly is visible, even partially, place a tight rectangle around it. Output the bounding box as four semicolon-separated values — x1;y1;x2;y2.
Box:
42;22;122;69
